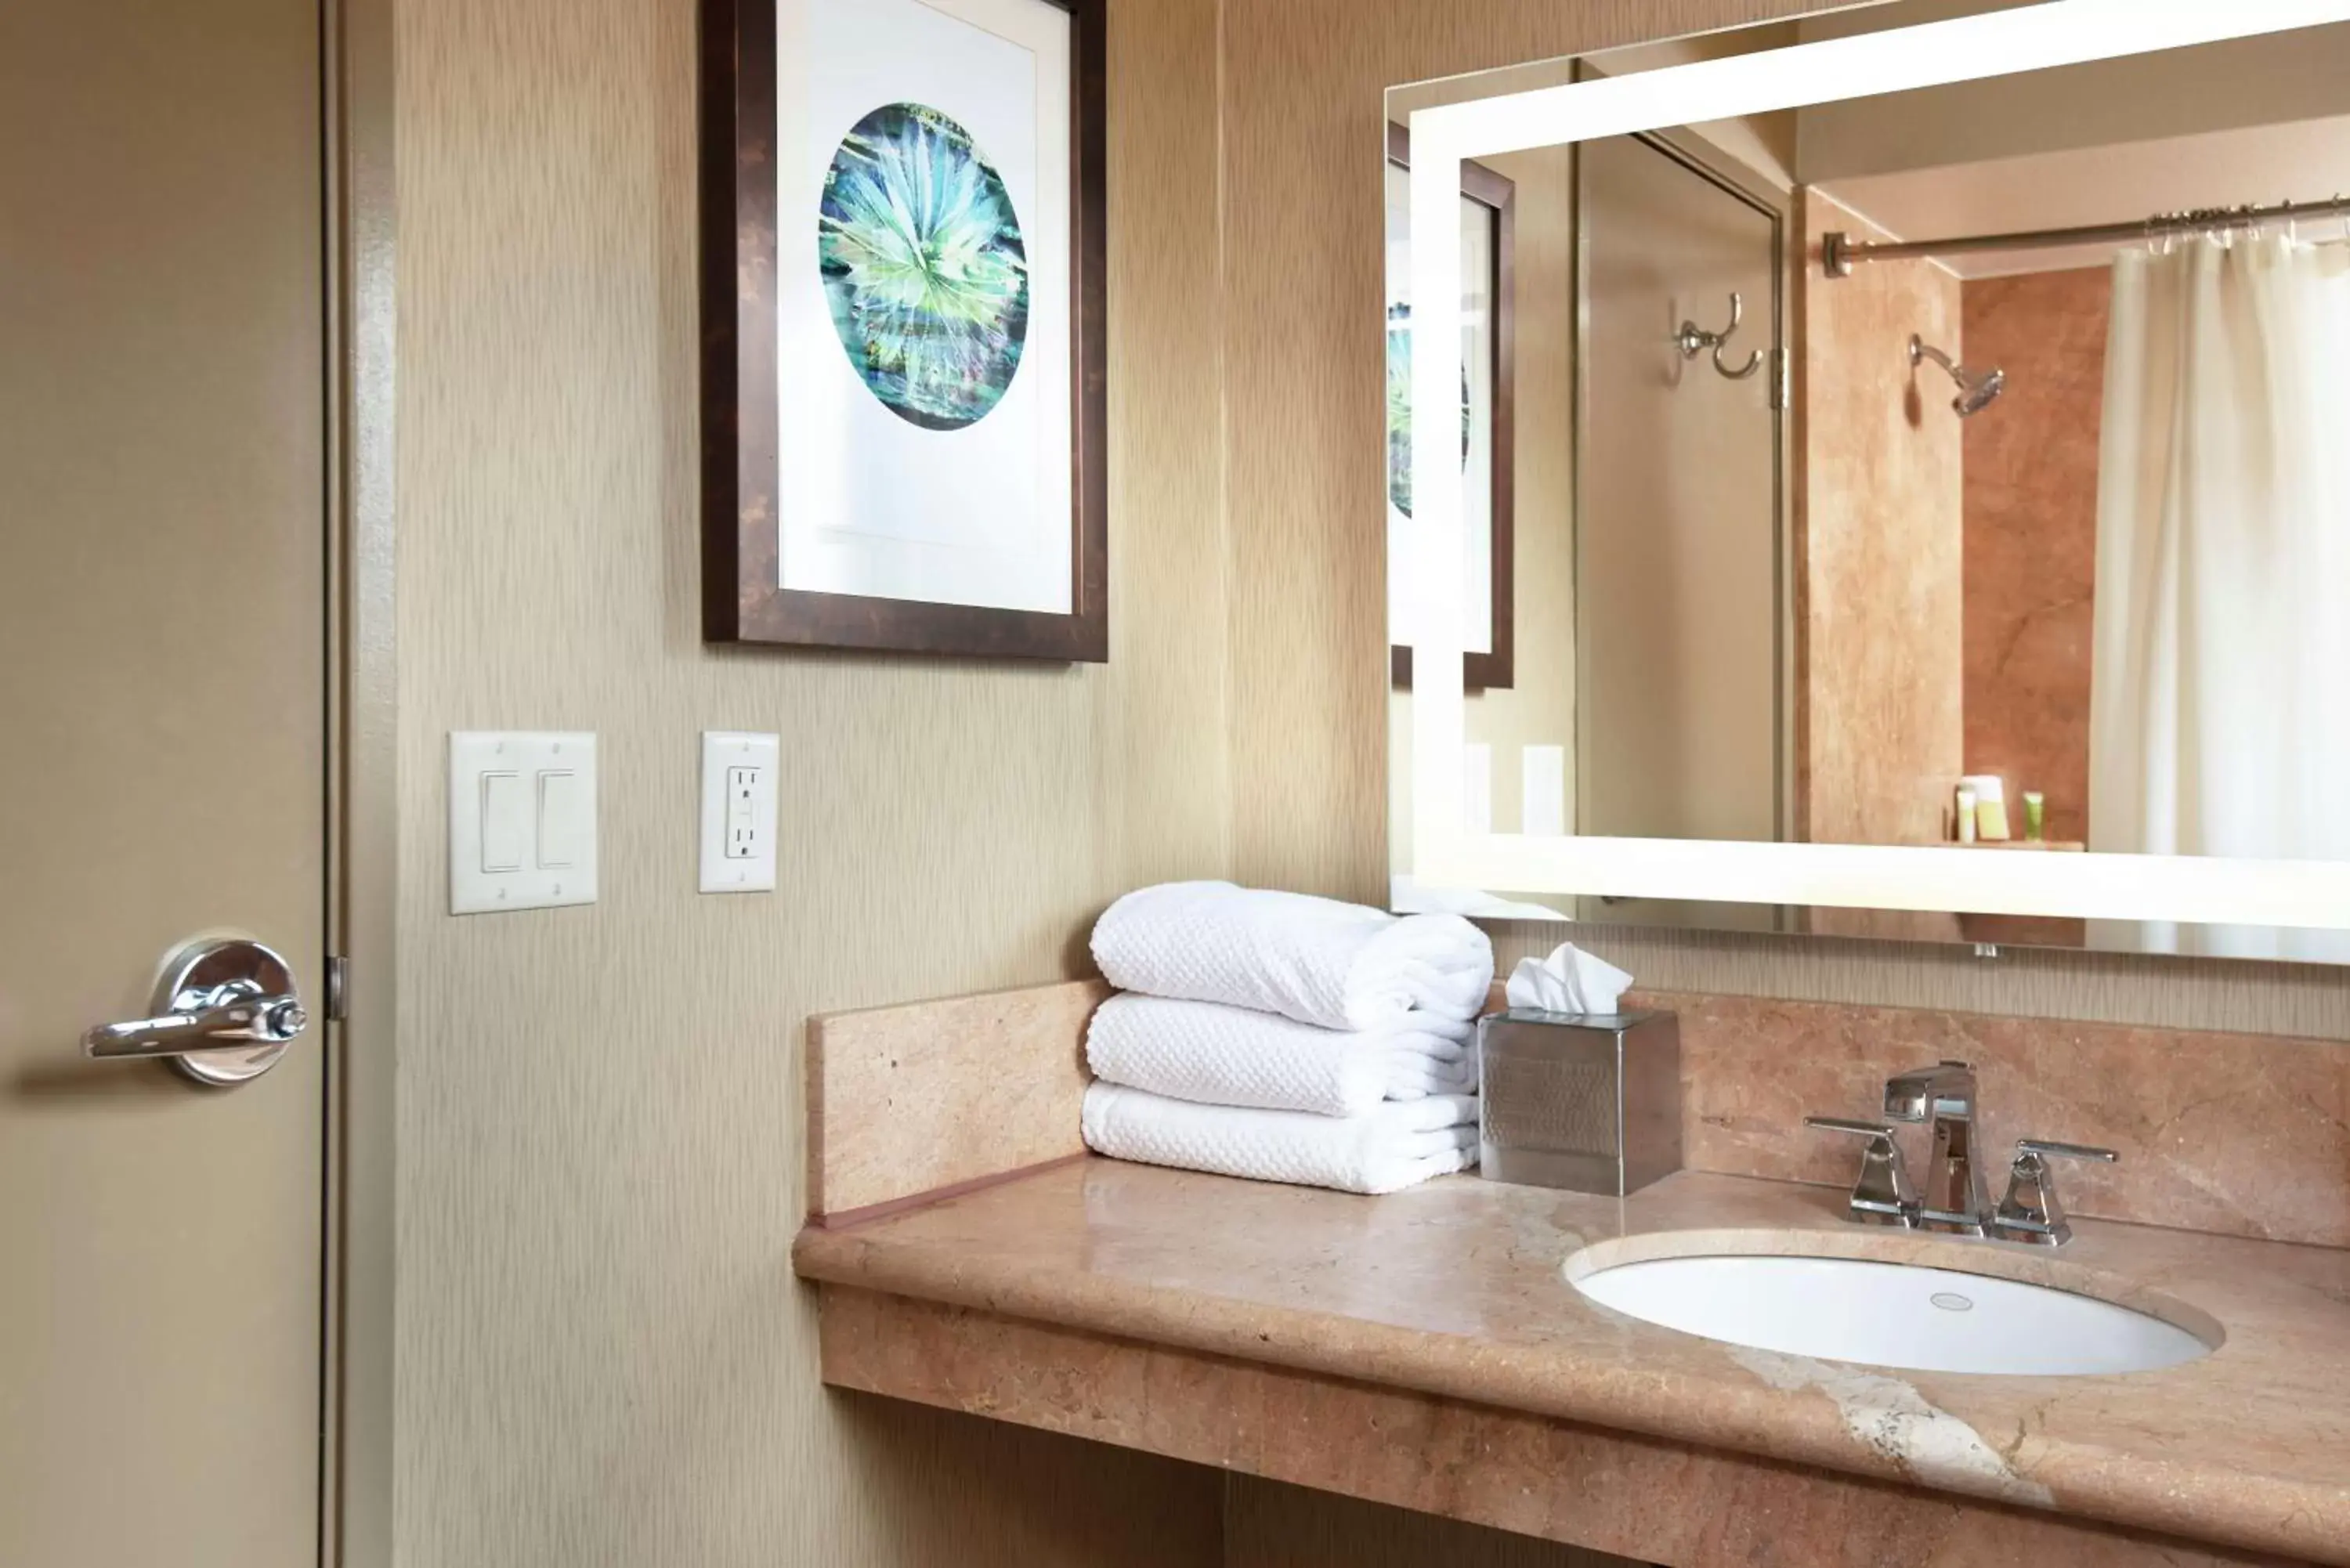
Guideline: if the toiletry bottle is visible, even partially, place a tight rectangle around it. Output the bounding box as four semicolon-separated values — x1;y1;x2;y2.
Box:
1955;786;1979;844
1962;774;2010;841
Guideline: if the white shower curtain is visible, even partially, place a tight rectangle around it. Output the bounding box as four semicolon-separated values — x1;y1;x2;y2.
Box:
2090;234;2350;958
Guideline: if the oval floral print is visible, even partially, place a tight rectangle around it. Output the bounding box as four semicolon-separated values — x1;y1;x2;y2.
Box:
819;103;1030;432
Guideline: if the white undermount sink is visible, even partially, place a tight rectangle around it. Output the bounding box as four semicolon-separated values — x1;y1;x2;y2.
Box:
1570;1250;2217;1377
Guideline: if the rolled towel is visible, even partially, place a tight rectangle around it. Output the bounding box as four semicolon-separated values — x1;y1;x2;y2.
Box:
1091;881;1494;1031
1080;1082;1478;1195
1086;993;1474;1118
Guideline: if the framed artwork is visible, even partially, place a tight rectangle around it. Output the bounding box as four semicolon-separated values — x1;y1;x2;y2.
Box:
701;0;1108;659
1386;123;1515;691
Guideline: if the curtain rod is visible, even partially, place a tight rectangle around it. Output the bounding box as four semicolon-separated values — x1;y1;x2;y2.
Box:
1821;193;2350;276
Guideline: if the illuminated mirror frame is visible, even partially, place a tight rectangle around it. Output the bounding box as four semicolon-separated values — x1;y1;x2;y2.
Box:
1405;0;2350;932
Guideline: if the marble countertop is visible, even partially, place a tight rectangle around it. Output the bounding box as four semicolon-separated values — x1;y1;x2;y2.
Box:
793;1159;2350;1564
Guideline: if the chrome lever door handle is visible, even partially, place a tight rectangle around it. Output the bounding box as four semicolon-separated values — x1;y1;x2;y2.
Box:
80;938;308;1086
84;981;308;1057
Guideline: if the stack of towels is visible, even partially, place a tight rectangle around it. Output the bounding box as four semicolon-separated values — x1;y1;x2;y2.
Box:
1079;881;1495;1194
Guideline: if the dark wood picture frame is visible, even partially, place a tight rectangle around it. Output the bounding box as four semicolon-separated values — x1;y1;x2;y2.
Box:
1387;122;1516;692
699;0;1109;660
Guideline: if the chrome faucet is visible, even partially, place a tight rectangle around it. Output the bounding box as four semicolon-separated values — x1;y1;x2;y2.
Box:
1882;1060;1990;1234
1808;1061;2118;1245
1802;1117;1916;1225
1992;1140;2118;1245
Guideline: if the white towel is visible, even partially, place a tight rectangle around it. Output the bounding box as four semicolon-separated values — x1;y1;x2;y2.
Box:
1086;993;1474;1118
1091;881;1495;1031
1080;1082;1479;1195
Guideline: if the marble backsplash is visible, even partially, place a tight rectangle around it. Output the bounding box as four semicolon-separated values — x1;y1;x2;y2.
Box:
807;978;2349;1248
808;978;1102;1222
1644;989;2350;1248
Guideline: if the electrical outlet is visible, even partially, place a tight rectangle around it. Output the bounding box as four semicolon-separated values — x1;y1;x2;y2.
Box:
725;766;760;859
700;732;779;892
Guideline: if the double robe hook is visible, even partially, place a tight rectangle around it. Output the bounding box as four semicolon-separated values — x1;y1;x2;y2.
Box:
1674;292;1764;380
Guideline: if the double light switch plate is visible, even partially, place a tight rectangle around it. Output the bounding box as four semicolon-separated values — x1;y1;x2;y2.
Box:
449;732;598;914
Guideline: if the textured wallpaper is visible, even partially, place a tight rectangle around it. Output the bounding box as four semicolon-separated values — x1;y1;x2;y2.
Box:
390;0;2349;1566
392;0;1226;1561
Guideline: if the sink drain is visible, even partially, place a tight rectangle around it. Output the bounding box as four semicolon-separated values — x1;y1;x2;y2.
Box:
1930;1291;1976;1313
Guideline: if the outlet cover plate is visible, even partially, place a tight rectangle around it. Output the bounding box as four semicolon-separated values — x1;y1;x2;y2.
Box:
700;731;779;893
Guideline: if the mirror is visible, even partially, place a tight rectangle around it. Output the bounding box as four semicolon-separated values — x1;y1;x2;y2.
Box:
1386;1;2350;961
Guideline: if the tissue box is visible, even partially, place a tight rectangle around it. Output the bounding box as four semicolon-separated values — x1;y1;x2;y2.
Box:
1477;1009;1681;1195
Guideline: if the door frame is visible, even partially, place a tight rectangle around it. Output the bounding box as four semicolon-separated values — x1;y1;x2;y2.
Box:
323;0;398;1563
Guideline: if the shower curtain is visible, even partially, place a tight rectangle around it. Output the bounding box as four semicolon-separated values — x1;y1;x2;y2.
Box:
2090;233;2350;958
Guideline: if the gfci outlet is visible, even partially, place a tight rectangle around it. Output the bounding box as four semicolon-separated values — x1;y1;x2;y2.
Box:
700;732;779;893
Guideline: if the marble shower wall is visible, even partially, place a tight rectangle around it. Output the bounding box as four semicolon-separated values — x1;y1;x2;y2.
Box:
1960;266;2111;849
1792;191;1966;942
1795;192;1966;856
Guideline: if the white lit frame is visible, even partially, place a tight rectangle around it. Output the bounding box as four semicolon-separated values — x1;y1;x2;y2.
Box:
1406;0;2350;931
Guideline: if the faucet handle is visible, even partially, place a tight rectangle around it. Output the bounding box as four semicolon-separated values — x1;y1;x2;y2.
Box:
1806;1115;1897;1138
1992;1140;2117;1246
1806;1116;1918;1224
2017;1140;2118;1165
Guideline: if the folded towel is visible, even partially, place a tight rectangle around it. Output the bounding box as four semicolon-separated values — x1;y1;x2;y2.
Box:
1086;993;1475;1118
1091;881;1495;1031
1080;1082;1478;1195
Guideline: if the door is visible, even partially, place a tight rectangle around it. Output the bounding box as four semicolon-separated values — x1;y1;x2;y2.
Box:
1;2;329;1565
1574;131;1784;930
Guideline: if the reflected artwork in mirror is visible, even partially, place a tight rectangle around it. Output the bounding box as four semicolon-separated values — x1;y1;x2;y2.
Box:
1385;0;2350;962
1386;125;1517;692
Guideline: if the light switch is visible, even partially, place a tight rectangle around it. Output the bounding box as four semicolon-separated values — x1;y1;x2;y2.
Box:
700;731;779;893
537;769;588;868
479;772;527;872
449;732;598;914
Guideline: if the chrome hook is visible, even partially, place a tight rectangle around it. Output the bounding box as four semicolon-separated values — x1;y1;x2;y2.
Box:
1674;291;1764;380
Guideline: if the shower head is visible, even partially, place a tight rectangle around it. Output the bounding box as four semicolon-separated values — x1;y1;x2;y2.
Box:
1909;334;2005;417
1952;363;2006;417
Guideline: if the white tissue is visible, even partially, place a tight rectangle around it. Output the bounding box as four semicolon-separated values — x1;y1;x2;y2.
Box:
1504;941;1632;1015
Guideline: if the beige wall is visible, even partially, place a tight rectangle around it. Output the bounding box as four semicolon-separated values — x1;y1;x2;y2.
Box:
1588;25;1801;189
1576;133;1780;848
390;0;2350;1564
391;0;1225;1563
1796;17;2350;182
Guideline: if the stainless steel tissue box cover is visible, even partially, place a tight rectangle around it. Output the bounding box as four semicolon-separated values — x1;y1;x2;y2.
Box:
1477;1009;1681;1194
